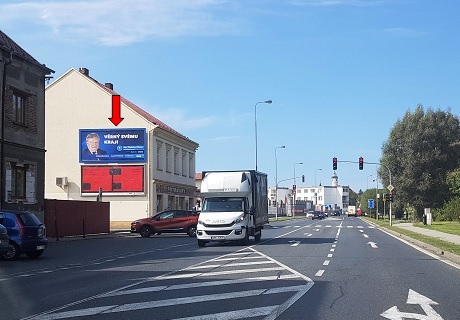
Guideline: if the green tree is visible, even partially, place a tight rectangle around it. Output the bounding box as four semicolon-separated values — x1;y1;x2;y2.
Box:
379;105;460;220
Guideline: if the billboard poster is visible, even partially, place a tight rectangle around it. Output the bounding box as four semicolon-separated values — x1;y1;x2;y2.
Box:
81;165;145;196
79;128;146;163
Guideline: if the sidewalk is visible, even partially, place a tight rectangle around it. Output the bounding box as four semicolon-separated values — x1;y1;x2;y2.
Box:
394;223;460;245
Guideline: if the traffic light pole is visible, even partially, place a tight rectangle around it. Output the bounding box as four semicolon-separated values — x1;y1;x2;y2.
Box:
335;159;393;226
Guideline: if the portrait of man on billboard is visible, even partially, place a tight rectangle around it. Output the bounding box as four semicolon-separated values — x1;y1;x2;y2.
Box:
82;133;107;156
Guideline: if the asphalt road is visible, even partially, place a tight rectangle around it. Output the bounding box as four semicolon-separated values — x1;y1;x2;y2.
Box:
1;216;459;320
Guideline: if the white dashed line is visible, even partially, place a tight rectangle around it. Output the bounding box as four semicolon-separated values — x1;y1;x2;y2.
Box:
315;270;325;277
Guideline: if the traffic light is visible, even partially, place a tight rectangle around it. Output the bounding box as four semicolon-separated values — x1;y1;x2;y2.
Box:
384;194;389;201
389;193;394;202
302;175;305;183
359;157;364;170
333;157;337;170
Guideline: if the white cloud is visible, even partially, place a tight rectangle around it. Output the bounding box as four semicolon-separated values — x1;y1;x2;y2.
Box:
0;0;244;46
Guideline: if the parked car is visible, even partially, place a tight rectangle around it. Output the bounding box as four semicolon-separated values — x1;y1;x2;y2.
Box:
306;211;314;219
331;210;341;216
131;209;199;238
0;211;48;261
0;224;9;253
311;211;324;220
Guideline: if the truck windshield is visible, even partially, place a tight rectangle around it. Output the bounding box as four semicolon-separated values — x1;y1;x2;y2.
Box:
202;197;244;212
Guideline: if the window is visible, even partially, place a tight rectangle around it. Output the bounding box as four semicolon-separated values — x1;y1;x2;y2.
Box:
156;140;163;170
182;151;187;176
9;164;26;200
189;153;194;177
166;144;172;172
13;91;26;124
174;147;179;175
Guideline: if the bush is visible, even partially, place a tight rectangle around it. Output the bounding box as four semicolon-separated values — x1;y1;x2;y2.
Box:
433;197;460;221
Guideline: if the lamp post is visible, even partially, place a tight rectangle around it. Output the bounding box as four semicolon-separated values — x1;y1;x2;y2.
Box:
254;100;272;171
373;177;379;220
367;174;373;216
275;146;285;220
315;168;322;187
293;162;303;216
314;168;322;206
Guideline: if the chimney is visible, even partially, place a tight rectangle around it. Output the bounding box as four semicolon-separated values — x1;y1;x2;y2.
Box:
79;67;89;76
105;83;113;90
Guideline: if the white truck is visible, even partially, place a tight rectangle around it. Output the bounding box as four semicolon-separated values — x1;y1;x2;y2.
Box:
196;170;268;247
348;205;357;217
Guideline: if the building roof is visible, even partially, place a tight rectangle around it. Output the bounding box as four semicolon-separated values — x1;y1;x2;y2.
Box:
75;68;198;146
0;30;54;74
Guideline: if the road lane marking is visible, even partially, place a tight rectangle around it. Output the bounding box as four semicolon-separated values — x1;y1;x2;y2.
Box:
363;234;369;238
323;260;330;266
327;254;333;258
101;274;302;298
332;244;336;248
174;306;278;320
330;249;335;252
367;242;378;248
381;289;444;320
315;270;325;277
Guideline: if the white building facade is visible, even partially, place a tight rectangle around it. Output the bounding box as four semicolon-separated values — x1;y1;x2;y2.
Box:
45;68;199;221
269;173;349;214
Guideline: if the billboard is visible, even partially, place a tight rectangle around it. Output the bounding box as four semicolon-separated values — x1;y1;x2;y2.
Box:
79;128;146;163
81;165;145;196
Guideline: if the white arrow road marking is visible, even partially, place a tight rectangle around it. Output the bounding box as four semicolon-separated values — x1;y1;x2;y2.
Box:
367;242;378;248
381;289;443;320
289;241;300;247
359;230;364;233
363;234;369;238
304;233;313;237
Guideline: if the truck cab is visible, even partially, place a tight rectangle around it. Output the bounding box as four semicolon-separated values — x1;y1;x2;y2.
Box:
196;171;268;247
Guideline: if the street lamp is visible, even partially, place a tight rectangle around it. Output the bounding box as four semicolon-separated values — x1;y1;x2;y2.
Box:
367;174;373;190
293;162;303;216
373;177;379;220
275;146;285;220
314;168;322;206
254;100;272;171
315;168;322;187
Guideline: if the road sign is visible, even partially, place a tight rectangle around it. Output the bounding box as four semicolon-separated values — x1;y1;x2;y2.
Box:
368;199;374;209
387;184;394;191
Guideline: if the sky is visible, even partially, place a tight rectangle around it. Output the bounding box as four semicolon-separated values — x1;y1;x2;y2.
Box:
1;0;459;192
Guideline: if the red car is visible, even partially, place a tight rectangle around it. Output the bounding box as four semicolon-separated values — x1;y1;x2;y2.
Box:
131;210;198;238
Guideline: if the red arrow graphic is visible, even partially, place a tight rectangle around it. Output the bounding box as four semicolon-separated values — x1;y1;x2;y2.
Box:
109;95;124;126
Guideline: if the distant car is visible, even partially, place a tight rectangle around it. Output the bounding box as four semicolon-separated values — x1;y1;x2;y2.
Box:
331;210;341;216
0;211;48;261
0;224;9;253
306;211;314;219
312;211;324;220
131;209;199;238
323;211;329;218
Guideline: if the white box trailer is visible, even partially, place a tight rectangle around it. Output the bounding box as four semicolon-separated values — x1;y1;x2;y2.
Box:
196;170;268;247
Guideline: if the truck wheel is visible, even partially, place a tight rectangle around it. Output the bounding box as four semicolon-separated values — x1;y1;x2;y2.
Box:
240;230;249;245
140;226;153;238
197;240;207;247
254;231;262;242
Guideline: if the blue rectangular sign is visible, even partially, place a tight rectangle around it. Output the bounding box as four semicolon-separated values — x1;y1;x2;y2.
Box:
368;199;374;209
79;128;146;163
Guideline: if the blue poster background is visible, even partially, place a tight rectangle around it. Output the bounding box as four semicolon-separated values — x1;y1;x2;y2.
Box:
79;128;146;163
